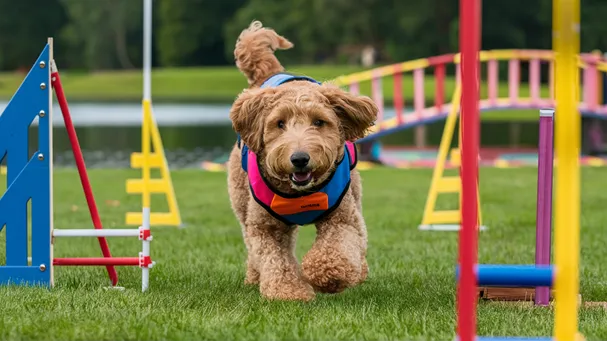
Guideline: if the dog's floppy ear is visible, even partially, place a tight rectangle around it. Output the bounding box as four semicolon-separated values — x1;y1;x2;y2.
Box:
320;84;378;141
230;87;278;153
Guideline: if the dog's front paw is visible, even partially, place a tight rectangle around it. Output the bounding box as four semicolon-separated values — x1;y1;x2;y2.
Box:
260;278;315;301
244;266;260;285
302;249;363;294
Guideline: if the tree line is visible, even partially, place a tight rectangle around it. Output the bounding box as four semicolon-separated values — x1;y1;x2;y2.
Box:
0;0;606;72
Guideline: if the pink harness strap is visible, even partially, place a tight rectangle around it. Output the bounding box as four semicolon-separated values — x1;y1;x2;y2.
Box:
246;152;275;206
345;142;356;166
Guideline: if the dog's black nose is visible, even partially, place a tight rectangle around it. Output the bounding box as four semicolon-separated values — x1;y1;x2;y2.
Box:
290;152;310;168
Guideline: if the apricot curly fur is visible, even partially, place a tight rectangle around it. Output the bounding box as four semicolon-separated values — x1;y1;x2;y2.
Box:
227;21;377;301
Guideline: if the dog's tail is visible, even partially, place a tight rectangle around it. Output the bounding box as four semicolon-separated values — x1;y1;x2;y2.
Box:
234;21;293;87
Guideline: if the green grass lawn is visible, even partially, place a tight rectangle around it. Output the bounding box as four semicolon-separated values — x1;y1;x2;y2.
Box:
1;167;606;340
0;64;551;109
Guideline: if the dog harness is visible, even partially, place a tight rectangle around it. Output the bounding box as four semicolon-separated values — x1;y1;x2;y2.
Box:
238;73;358;226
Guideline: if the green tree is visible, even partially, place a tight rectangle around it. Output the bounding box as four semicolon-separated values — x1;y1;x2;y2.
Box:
59;0;142;70
3;0;607;72
224;0;305;64
225;0;457;65
0;0;67;70
157;0;245;66
224;0;377;65
581;0;607;53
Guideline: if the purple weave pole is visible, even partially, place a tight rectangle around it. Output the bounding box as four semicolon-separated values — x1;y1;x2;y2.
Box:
534;108;555;306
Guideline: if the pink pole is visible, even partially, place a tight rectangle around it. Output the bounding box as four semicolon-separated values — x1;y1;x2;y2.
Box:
584;60;598;111
413;68;425;119
488;59;498;106
530;58;540;104
349;82;359;96
371;71;384;126
393;64;404;125
509;59;520;105
534;108;554;306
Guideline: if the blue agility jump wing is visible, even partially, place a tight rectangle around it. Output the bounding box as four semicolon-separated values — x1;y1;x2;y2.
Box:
0;44;52;287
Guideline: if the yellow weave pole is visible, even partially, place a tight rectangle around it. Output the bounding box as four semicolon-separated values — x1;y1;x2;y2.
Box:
553;0;582;340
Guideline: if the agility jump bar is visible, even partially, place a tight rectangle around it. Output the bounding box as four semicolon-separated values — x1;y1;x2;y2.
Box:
54;258;141;266
53;229;141;237
52;226;155;270
455;265;554;287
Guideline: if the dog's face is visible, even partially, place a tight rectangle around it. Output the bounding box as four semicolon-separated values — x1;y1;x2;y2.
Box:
230;82;377;191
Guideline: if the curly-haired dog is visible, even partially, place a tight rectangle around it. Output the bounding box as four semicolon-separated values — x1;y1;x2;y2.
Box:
227;21;378;301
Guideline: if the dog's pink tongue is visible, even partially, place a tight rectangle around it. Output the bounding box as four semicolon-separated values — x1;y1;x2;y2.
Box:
293;172;312;182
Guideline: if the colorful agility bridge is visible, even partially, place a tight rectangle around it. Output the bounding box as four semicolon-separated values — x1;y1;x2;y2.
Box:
332;49;607;168
335;49;607;140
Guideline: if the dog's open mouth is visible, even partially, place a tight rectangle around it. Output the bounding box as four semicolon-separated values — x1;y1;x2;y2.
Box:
290;171;313;186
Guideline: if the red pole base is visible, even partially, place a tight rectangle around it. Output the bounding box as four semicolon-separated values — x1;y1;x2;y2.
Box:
54;257;139;266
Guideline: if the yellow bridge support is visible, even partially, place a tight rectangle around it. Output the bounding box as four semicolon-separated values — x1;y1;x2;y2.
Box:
126;99;183;227
419;82;485;231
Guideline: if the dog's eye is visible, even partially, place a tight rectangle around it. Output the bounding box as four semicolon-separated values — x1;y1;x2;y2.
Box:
313;119;325;127
277;120;285;129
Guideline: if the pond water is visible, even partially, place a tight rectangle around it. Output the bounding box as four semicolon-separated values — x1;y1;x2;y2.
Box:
1;100;590;169
0;100;410;168
0;101;238;168
0;101;234;126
